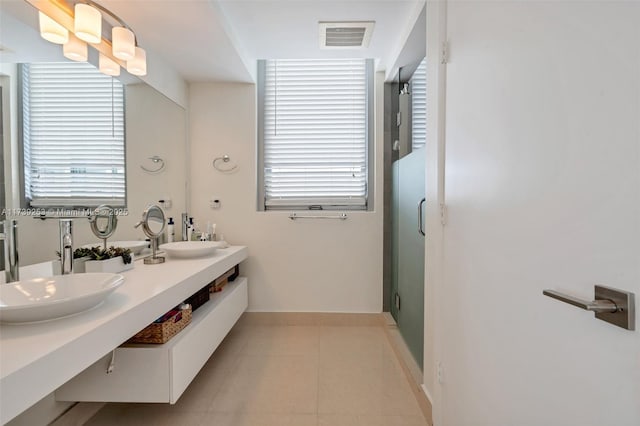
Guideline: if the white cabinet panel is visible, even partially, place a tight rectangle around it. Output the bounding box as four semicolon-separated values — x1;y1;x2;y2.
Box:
56;278;248;403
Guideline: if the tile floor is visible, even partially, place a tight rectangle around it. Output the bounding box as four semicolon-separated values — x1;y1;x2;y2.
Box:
86;321;429;426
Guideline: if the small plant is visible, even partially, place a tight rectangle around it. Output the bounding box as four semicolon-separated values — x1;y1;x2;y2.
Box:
58;246;132;264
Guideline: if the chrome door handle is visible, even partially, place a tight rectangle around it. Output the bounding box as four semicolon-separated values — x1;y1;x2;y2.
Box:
418;198;426;237
543;290;617;313
543;285;635;330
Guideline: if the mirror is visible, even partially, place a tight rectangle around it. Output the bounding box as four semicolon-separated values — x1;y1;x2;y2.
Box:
135;204;166;264
0;3;188;267
89;205;118;250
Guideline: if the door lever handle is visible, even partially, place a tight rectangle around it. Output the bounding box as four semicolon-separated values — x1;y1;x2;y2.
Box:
542;290;617;313
543;285;635;330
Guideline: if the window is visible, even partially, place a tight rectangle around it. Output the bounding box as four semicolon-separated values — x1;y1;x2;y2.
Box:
258;58;373;210
21;62;126;208
411;57;426;151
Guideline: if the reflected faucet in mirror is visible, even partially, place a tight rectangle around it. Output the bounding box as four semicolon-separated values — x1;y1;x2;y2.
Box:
59;219;73;275
0;220;19;283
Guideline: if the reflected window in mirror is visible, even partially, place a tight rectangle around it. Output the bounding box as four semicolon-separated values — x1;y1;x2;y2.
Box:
20;62;126;208
410;57;426;151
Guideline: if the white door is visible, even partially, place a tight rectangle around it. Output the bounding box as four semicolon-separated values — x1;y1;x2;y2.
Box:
434;2;640;426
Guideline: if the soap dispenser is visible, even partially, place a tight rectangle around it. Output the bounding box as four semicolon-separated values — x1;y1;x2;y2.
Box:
167;217;175;243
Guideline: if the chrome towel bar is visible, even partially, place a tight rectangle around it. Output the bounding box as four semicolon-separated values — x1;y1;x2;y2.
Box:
288;213;348;220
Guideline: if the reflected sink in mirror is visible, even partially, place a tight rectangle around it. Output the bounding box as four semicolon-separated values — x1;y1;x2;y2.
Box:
0;273;124;323
159;241;224;259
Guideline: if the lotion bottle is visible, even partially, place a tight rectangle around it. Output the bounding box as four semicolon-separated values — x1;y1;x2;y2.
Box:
167;217;175;243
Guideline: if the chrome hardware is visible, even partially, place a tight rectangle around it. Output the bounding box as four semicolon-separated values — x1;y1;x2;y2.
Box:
181;213;189;241
212;155;238;172
543;285;635;330
59;219;73;275
140;155;165;174
418;198;426;237
106;349;116;374
0;220;19;283
288;213;348;220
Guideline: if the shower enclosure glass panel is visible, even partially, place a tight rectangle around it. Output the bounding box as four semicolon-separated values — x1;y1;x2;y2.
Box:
391;148;425;366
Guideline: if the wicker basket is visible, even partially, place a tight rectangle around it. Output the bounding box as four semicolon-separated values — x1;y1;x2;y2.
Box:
185;285;210;312
127;307;192;344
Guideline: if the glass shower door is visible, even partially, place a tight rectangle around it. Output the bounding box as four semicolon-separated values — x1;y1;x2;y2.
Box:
391;148;426;366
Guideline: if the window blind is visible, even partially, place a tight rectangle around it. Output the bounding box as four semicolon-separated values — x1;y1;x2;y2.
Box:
22;62;125;207
262;59;370;209
411;58;426;151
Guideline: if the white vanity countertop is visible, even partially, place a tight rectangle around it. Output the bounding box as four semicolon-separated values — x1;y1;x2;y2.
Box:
0;245;248;425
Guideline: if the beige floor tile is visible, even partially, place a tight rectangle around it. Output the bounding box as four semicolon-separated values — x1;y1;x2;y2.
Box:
206;325;249;370
86;404;206;426
357;415;429;426
201;412;317;426
318;414;359;426
170;364;231;412
242;326;320;356
318;367;383;415
319;326;399;372
211;355;318;414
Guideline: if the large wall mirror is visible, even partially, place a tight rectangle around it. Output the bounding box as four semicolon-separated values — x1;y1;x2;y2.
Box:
1;3;188;266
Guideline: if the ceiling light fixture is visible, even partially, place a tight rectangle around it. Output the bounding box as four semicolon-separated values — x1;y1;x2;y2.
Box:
63;33;88;62
99;53;120;76
74;3;101;44
39;11;69;44
31;0;147;77
112;27;135;60
127;47;147;76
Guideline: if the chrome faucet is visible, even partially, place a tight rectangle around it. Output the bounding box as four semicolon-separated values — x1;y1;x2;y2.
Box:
181;212;189;241
59;219;73;275
0;219;19;283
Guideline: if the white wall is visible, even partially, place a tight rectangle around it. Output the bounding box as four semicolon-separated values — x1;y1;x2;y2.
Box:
189;75;384;313
432;2;640;425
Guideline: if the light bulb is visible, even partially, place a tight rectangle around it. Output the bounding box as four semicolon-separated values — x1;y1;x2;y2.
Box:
127;47;147;76
112;27;136;60
74;4;102;44
39;12;68;44
63;33;88;62
99;53;120;77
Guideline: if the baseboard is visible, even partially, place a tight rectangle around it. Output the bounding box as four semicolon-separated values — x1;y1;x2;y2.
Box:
421;383;434;405
238;311;384;326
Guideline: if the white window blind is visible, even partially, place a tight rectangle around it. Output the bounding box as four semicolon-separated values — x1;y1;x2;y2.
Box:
261;59;370;210
22;62;125;207
411;58;426;151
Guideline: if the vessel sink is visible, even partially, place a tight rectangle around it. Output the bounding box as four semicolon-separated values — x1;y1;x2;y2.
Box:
0;273;124;323
159;241;223;259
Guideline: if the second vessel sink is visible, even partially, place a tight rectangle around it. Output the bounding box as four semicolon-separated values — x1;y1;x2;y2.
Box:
0;273;124;323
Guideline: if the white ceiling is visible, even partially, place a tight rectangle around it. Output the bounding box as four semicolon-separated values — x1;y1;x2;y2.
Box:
1;0;425;83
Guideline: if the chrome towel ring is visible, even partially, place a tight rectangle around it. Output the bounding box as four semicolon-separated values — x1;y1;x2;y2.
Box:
213;155;238;173
140;156;165;174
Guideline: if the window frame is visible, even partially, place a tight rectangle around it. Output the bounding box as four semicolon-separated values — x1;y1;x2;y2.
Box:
18;62;127;209
256;58;374;212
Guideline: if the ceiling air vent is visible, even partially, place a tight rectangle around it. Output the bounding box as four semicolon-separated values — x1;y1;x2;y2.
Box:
319;21;375;49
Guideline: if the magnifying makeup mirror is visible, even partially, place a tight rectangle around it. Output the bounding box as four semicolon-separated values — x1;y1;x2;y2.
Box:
135;204;166;264
89;205;118;250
